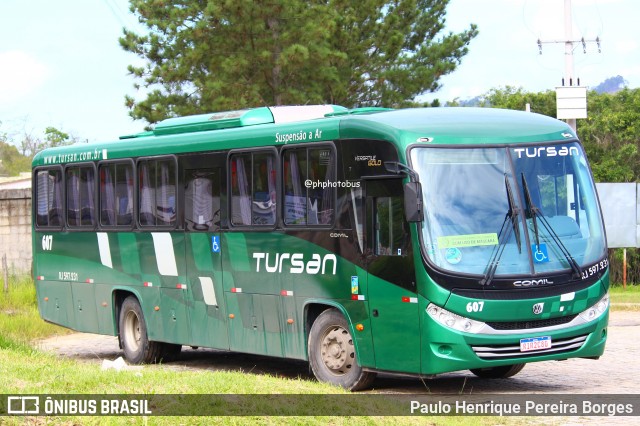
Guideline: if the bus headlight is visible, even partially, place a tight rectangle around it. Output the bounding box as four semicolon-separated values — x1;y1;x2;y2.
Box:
426;303;487;334
578;292;609;323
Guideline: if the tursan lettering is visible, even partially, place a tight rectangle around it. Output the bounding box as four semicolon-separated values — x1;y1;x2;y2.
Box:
513;146;579;159
253;253;337;275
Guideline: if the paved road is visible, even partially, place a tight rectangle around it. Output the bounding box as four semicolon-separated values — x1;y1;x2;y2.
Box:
36;311;639;395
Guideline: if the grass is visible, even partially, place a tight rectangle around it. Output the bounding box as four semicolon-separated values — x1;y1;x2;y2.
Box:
0;349;496;425
0;277;504;425
1;276;636;424
0;275;71;344
609;284;640;311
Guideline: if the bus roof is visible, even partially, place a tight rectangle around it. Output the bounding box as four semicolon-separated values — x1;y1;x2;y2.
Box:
338;107;575;147
120;105;348;138
32;106;576;167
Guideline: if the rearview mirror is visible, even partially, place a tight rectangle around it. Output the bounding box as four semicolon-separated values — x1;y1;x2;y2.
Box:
404;181;423;222
384;162;401;174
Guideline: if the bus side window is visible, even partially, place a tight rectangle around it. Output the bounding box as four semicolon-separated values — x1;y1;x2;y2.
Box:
35;168;63;228
283;146;335;226
185;169;220;231
229;151;276;227
283;150;307;225
252;152;277;226
138;158;177;227
66;164;96;228
100;162;134;227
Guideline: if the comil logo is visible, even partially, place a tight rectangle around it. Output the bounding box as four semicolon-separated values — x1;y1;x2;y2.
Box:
513;278;553;287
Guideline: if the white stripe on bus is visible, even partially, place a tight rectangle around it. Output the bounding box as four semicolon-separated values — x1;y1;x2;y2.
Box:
151;233;178;276
200;277;218;306
97;232;113;269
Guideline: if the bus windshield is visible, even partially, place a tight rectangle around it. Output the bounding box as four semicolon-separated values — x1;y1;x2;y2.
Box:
410;142;607;279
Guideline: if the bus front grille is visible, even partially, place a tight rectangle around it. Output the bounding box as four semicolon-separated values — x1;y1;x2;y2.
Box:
471;334;588;359
486;314;578;331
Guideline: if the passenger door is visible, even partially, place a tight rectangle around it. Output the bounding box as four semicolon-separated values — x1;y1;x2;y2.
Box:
365;178;421;373
183;166;229;349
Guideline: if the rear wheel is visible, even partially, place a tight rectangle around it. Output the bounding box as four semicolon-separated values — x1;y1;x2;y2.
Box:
470;363;525;378
308;308;376;391
119;296;177;364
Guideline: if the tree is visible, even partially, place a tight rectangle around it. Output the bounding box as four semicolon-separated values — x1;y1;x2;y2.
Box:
19;126;75;159
578;89;640;182
479;86;556;117
0;141;31;176
120;0;478;124
0;123;27;176
0;125;79;176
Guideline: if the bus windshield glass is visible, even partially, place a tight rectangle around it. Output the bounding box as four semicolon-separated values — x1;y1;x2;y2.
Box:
410;142;606;279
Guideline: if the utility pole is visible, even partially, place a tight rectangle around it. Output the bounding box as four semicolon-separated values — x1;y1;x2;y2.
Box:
537;0;601;132
564;0;576;130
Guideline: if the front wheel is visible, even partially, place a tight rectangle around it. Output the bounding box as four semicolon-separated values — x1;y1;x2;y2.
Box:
470;363;525;379
119;296;166;364
308;308;376;391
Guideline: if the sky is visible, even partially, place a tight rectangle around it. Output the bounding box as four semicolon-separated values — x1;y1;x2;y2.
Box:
1;0;639;144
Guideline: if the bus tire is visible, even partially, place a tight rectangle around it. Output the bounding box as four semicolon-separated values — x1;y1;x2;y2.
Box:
119;296;164;364
308;308;376;391
470;363;525;379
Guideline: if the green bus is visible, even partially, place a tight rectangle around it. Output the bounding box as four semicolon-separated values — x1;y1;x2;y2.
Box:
32;105;609;390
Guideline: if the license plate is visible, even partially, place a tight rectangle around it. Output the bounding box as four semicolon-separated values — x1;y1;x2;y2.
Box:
520;336;552;352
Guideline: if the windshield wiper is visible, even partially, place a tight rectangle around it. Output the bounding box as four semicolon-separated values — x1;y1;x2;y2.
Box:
480;175;521;286
521;173;541;248
506;175;522;253
520;173;583;279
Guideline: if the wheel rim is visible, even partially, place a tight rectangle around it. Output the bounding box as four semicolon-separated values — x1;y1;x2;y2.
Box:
123;310;141;352
320;325;355;376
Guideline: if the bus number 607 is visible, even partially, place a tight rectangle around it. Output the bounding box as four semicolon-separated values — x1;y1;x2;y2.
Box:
466;301;484;313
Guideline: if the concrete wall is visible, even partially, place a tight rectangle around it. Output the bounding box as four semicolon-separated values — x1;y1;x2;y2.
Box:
0;188;32;274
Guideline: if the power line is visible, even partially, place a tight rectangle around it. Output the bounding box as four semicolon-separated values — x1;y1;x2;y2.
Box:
536;0;602;84
536;0;601;131
101;0;135;29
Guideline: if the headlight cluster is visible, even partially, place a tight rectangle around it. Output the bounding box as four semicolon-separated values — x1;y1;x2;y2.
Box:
426;303;487;333
578;292;609;322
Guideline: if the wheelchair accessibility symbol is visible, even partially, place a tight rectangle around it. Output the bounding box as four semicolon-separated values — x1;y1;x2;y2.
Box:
532;243;549;263
211;236;221;253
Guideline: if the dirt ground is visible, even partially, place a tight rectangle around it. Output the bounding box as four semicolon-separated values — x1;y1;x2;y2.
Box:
36;310;640;395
